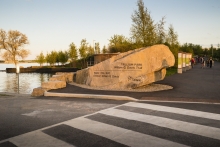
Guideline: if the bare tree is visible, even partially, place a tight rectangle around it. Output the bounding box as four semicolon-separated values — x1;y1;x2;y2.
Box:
0;29;30;65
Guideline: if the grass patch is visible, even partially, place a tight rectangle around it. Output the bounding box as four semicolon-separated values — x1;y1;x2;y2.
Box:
166;67;177;76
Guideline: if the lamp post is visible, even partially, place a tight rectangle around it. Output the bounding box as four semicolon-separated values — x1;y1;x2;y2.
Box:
16;64;20;94
93;40;96;54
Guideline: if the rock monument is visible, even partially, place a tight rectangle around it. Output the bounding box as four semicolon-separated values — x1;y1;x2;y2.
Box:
75;44;175;89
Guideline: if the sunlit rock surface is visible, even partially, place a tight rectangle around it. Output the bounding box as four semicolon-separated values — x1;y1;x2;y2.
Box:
41;81;66;90
75;44;175;89
56;72;74;83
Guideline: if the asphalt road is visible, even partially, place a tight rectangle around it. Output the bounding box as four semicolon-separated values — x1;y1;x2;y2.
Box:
0;94;220;147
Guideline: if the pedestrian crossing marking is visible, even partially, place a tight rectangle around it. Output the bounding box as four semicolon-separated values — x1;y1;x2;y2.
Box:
99;106;220;140
64;117;189;147
1;102;220;147
9;130;74;147
124;102;220;121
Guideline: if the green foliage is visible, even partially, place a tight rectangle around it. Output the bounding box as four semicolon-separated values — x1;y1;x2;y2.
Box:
79;39;91;68
87;45;94;56
166;67;177;76
46;51;57;66
95;42;101;54
156;16;166;44
35;52;45;66
57;50;69;65
68;42;78;67
164;25;180;67
102;45;108;53
130;0;157;47
79;39;89;59
108;34;135;53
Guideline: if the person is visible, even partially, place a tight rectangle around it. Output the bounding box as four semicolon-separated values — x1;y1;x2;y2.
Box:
209;57;213;68
200;57;204;68
190;58;195;68
206;58;209;67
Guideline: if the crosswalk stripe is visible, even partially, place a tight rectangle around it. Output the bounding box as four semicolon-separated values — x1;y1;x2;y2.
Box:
99;108;220;140
64;117;189;147
116;105;220;129
124;102;220;121
9;130;74;147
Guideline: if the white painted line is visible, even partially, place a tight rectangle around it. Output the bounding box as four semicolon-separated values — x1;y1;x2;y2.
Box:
64;117;189;147
138;100;220;105
44;91;137;101
9;130;74;147
124;102;220;121
100;108;220;140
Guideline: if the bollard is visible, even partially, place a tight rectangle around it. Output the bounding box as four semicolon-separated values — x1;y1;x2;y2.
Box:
186;53;190;70
189;53;192;69
182;52;186;72
178;52;182;73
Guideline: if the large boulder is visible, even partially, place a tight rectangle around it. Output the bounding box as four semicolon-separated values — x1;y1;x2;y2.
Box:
31;87;48;97
49;75;66;81
56;72;74;83
75;45;175;89
41;81;66;90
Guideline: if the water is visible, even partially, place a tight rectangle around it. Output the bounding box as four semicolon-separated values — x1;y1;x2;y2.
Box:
0;63;53;94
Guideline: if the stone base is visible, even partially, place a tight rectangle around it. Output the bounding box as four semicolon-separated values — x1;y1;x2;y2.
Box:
49;75;66;81
31;87;47;97
42;81;66;90
178;68;182;74
56;72;74;83
182;67;186;72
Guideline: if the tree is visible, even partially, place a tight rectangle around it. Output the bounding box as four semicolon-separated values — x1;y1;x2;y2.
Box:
156;16;166;44
57;50;68;66
46;51;57;66
0;29;30;65
95;42;101;54
79;39;89;68
102;45;108;53
87;45;94;56
108;34;133;53
130;0;157;47
35;52;45;66
165;24;179;67
68;42;78;67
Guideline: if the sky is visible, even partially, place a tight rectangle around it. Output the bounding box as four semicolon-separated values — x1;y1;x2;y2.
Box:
0;0;220;60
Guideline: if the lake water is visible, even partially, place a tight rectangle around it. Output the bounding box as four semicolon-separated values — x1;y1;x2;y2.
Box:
0;63;53;94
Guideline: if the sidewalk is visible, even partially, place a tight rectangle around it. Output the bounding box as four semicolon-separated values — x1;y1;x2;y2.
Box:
50;62;220;103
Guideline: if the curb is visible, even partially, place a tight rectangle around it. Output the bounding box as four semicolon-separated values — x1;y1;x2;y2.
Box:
44;91;137;101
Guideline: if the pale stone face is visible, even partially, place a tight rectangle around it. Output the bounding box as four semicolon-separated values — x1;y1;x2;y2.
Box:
56;72;74;83
41;81;66;90
76;44;175;89
49;75;66;81
31;87;46;96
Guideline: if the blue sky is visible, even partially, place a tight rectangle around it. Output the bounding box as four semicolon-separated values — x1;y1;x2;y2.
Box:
0;0;220;59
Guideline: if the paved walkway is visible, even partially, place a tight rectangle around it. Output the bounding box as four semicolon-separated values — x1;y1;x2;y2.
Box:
1;101;220;147
50;62;220;103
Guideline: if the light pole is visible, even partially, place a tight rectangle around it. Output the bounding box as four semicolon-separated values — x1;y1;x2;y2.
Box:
93;40;96;54
16;64;20;94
